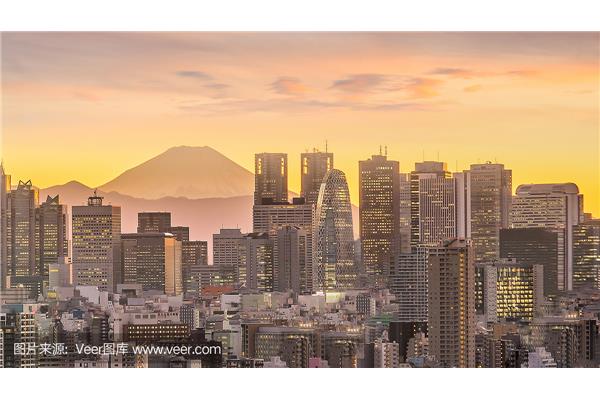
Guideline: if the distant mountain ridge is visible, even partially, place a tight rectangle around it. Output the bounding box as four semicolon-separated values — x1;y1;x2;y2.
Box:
98;146;254;199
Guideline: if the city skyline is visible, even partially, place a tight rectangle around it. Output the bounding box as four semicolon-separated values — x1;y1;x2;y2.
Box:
1;32;598;216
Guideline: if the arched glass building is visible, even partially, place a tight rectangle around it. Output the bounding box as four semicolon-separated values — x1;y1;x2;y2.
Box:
315;169;356;291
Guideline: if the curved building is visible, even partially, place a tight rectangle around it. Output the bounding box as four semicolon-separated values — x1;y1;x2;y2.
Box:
315;169;356;291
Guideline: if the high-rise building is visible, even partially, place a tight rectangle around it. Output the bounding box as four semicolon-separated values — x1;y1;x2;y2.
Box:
0;163;11;289
315;169;356;291
464;163;512;264
169;226;190;242
253;199;314;292
389;247;428;322
274;226;308;293
359;153;400;288
245;233;274;292
410;162;461;248
480;258;544;322
6;180;39;278
510;183;582;291
254;153;288;205
35;195;68;283
181;240;208;296
500;227;560;297
213;229;248;285
398;173;411;254
427;238;475;368
48;257;72;289
121;232;182;295
137;212;171;234
72;192;121;291
300;150;333;205
572;220;600;290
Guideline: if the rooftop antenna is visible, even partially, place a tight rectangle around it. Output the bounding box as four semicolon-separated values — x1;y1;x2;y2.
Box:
379;145;382;156
325;140;328;153
437;151;440;161
422;149;425;161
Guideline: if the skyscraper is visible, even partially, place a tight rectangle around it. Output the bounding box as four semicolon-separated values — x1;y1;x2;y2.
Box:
0;164;11;288
6;180;38;278
245;233;274;292
314;169;356;291
213;228;248;285
500;227;560;296
121;232;182;295
254;153;288;205
409;161;459;248
274;226;308;293
72;192;121;291
137;212;171;234
398;173;411;254
389;247;428;322
510;183;582;291
572;220;600;290
359;153;400;288
169;226;190;242
253;199;314;292
464;163;512;264
427;238;475;368
300;150;333;205
35;195;68;283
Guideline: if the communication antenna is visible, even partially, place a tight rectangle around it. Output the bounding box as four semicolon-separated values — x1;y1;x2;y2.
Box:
325;140;328;153
379;145;382;156
384;146;388;156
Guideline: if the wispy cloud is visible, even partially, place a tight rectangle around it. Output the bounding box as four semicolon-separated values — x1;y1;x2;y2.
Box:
330;74;386;93
175;70;212;80
271;77;310;96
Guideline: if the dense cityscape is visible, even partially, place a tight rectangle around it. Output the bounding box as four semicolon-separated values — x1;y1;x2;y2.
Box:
1;148;599;368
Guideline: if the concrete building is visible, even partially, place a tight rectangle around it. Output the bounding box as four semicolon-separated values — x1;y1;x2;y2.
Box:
6;180;38;278
137;211;171;234
510;183;583;291
121;232;182;296
254;153;288;205
72;192;121;292
359;153;400;288
389;247;428;322
35;195;68;284
274;226;308;293
300;149;333;205
572;220;600;290
427;238;475;368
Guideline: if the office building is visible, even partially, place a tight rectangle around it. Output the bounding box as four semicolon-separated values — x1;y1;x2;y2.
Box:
254;153;288;205
315;169;356;291
274;226;308;293
0;164;11;288
137;212;171;234
300;149;333;205
572;220;600;290
481;258;544;322
6;180;38;278
245;233;274;292
169;226;190;242
72;192;121;291
35;195;68;283
510;183;583;291
121;232;182;296
359;153;400;288
398;173;411;254
213;229;248;285
464;163;512;264
427;238;475;368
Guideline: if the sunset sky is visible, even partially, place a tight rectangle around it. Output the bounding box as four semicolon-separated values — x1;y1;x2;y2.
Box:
1;32;598;215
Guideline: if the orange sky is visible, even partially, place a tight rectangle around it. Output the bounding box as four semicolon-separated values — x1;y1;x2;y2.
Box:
1;32;599;216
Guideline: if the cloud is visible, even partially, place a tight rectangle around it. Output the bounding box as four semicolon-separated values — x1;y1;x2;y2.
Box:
402;78;442;99
464;84;483;93
429;67;476;78
271;77;309;96
175;70;212;80
330;74;386;93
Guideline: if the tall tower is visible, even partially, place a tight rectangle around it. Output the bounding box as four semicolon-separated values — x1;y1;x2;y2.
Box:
6;180;39;277
510;183;582;291
254;153;288;205
315;169;356;291
300;150;333;205
427;238;475;368
359;153;400;288
465;163;512;264
0;163;11;288
409;161;455;248
35;195;68;284
72;191;121;292
274;226;308;293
